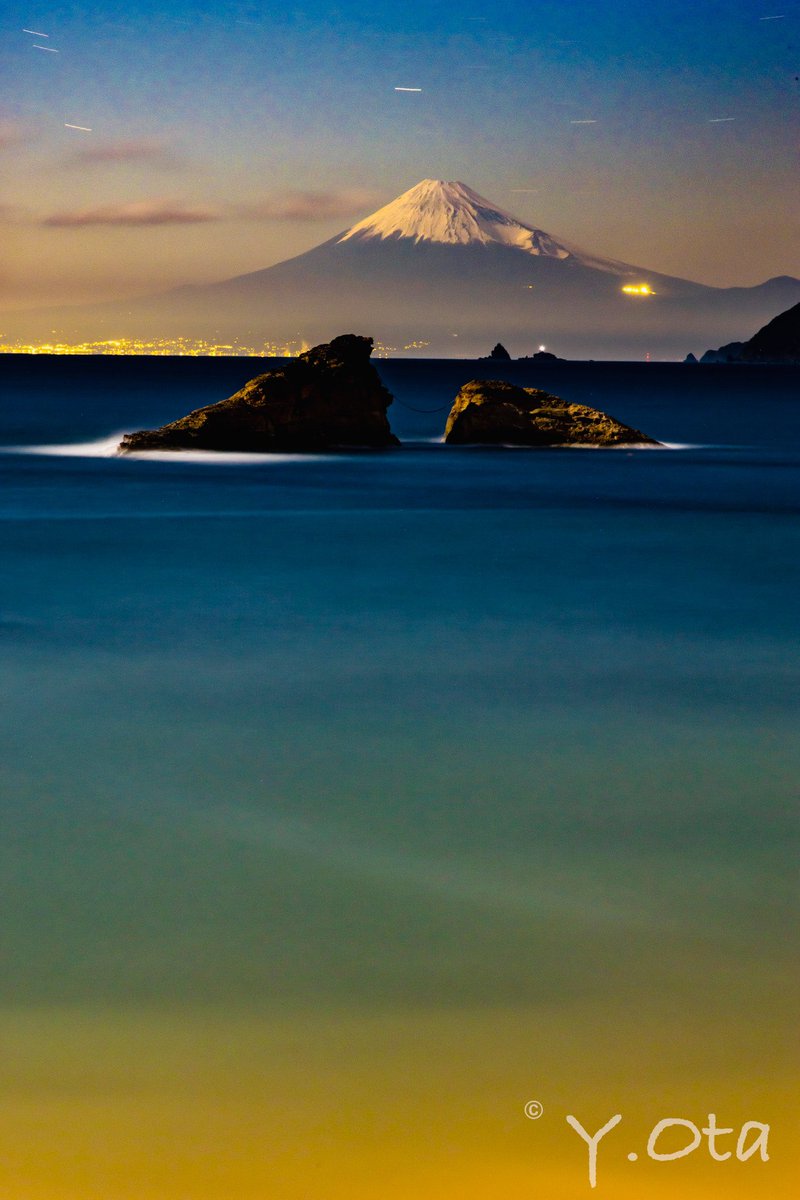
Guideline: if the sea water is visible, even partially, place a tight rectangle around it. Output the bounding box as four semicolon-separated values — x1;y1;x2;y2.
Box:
0;356;798;1199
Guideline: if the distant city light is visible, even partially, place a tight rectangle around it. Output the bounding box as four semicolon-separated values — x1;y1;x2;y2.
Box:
622;284;655;296
0;335;399;359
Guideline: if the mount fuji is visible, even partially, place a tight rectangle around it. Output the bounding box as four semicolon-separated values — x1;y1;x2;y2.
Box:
5;178;799;358
336;179;575;258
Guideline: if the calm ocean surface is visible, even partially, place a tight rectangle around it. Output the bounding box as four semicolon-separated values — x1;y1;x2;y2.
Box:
1;355;798;1199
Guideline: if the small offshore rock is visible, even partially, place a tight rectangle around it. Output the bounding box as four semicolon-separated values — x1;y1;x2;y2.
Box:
483;342;512;360
522;350;562;362
443;379;659;447
119;334;399;453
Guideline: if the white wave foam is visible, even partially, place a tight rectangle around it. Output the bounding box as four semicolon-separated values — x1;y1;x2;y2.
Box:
560;441;700;450
3;437;337;463
2;436;700;459
123;448;334;463
5;435;126;458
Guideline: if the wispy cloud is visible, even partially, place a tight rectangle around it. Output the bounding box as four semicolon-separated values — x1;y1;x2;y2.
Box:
43;198;221;227
62;138;180;167
240;188;383;222
41;187;381;230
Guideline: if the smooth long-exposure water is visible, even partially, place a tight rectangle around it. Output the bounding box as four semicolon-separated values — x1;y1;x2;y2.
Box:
1;356;797;1198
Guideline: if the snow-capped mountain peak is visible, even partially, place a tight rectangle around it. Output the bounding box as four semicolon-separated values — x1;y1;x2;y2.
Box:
337;178;572;258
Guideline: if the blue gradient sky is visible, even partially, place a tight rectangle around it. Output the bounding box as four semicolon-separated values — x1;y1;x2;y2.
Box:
2;1;799;308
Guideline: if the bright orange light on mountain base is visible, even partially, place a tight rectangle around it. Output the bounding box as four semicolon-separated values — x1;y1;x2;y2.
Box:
622;283;655;295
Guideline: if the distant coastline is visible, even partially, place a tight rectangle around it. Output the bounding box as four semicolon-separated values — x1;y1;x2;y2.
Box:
3;347;798;365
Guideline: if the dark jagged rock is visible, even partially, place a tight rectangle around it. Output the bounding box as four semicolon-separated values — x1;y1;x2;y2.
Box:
443;379;659;447
699;300;800;363
684;352;698;364
119;334;399;453
483;342;511;360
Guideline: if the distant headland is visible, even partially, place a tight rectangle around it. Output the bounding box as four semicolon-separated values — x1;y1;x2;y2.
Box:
693;299;800;364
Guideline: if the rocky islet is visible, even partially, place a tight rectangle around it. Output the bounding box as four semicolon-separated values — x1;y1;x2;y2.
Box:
119;335;659;453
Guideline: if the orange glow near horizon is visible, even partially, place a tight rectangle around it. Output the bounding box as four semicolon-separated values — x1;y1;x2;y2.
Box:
622;283;656;296
0;1003;793;1200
